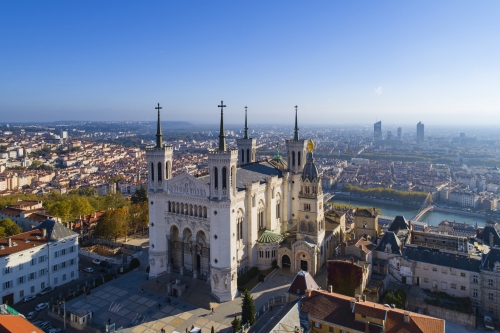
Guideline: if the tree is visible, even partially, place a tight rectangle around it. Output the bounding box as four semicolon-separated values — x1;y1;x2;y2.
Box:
0;226;7;238
241;289;256;325
94;208;128;241
128;202;149;234
231;314;242;333
70;197;94;219
211;326;215;333
0;218;23;236
70;187;98;197
131;186;148;205
104;192;128;209
49;200;72;222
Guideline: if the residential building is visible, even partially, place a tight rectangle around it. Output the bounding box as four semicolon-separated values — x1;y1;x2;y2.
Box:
0;219;79;305
300;289;445;333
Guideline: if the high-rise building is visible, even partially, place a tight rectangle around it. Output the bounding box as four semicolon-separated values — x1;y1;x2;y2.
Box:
374;121;382;141
417;121;424;142
397;127;402;140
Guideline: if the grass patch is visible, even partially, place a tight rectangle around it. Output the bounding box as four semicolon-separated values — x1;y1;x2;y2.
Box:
238;267;275;292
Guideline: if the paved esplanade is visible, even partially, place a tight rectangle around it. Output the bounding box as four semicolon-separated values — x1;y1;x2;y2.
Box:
65;269;299;333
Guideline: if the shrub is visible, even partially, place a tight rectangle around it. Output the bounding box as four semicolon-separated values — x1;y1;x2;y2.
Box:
129;258;140;270
237;267;259;287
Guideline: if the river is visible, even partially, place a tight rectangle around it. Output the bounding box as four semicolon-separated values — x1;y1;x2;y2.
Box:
331;197;489;227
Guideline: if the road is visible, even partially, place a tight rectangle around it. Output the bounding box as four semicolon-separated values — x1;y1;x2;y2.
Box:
11;255;118;332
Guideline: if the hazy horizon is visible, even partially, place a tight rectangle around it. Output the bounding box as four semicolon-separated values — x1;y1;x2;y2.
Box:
1;1;499;125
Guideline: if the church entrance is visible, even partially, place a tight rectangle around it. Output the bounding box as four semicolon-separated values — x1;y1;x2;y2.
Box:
300;260;308;272
282;255;291;269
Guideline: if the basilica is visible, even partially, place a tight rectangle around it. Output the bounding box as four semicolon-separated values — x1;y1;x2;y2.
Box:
147;102;336;302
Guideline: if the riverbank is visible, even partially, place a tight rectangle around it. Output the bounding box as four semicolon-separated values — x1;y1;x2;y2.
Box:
432;206;492;220
331;194;416;208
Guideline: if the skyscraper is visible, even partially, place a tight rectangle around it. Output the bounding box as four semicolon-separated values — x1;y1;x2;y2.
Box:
417;121;424;142
397;127;402;140
374;121;382;141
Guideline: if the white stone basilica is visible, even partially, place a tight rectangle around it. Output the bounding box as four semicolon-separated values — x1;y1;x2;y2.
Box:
147;103;334;302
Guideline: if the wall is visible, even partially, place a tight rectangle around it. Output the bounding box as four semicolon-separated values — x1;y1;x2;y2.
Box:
410;298;476;328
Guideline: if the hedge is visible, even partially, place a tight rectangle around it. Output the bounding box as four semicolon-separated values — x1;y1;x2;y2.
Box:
237;267;258;287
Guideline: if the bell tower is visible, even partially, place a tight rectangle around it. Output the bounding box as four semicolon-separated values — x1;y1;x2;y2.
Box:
236;106;257;165
146;103;173;279
286;106;307;227
208;101;239;302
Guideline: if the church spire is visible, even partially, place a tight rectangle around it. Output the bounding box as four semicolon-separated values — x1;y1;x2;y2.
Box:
218;101;227;151
244;106;249;139
155;103;163;148
294;105;299;140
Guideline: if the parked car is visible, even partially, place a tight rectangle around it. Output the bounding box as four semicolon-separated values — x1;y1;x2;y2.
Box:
484;315;494;330
39;321;52;329
48;328;62;333
37;286;54;296
26;311;38;320
32;319;44;326
84;267;94;273
23;295;36;302
92;258;101;265
35;302;49;311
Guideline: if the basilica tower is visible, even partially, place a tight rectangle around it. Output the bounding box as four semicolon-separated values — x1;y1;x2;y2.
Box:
286;106;307;226
208;101;239;302
236;106;257;165
147;103;173;278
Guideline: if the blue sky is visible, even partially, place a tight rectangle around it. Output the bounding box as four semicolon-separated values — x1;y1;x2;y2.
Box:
1;1;499;125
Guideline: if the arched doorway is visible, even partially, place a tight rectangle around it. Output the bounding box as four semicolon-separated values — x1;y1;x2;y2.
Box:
282;255;291;269
301;259;308;271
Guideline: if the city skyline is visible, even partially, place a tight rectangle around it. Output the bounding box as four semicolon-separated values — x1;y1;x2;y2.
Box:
1;1;500;125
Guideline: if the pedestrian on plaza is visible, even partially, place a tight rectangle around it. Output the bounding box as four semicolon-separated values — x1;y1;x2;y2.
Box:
211;307;214;314
158;303;161;309
141;288;144;294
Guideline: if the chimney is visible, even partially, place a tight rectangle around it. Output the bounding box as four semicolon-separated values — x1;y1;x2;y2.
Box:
404;311;410;323
8;238;12;247
355;294;360;302
41;228;47;238
350;298;356;309
328;285;333;293
362;294;367;302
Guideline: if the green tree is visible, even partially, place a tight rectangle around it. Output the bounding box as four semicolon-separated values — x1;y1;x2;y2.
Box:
94;207;128;241
49;200;72;222
211;326;215;333
70;187;98;197
104;192;128;209
0;226;6;238
241;289;256;325
131;186;148;205
231;314;242;333
0;218;23;236
28;160;43;170
70;197;94;219
128;202;148;234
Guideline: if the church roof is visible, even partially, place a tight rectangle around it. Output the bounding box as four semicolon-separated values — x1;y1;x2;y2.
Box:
235;161;283;191
302;151;320;182
287;270;319;296
388;216;409;232
257;230;284;244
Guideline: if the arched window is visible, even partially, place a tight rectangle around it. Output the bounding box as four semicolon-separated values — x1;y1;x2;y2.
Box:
257;202;265;230
151;163;154;182
168;201;171;212
301;221;307;232
166;162;170;179
298;151;302;166
292;151;295;166
247;149;250;163
241;149;245;163
308;222;314;233
237;210;244;241
214;167;218;189
158;162;162;182
222;167;227;189
276;199;281;219
189;204;193;216
203;206;207;218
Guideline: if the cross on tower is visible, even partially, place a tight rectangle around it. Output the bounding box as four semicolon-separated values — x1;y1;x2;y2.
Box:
156;103;162;112
218;101;226;113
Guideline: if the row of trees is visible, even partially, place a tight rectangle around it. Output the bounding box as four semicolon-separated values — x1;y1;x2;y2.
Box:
232;289;256;332
342;184;428;203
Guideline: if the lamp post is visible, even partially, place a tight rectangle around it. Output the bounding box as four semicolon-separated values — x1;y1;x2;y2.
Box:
59;299;66;330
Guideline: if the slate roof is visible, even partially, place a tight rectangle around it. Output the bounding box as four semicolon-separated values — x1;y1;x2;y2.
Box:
36;219;78;241
478;226;500;247
481;247;500;271
198;161;283;191
388;215;409;232
404;246;481;272
287;270;319;296
375;231;403;255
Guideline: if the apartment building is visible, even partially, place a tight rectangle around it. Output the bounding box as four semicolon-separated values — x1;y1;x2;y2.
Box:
0;219;79;305
300;289;445;333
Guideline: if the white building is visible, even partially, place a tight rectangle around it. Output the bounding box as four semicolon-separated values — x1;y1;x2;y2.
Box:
147;104;331;302
0;220;79;305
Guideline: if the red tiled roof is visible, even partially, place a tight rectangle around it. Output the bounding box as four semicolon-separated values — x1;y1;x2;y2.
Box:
0;229;48;257
0;314;44;333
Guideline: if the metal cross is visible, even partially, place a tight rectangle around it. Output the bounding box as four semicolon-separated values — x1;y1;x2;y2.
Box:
218;101;226;113
295;105;298;112
155;103;162;112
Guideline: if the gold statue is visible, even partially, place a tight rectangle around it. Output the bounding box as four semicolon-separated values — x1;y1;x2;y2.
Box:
307;138;314;152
